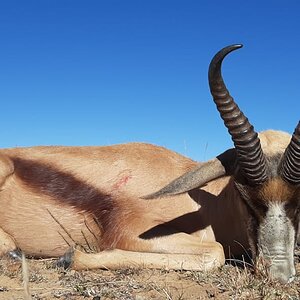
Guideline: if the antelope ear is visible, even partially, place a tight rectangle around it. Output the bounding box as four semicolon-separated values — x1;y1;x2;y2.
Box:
143;148;236;199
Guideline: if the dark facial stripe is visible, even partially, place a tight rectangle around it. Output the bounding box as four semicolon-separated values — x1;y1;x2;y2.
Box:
11;157;118;241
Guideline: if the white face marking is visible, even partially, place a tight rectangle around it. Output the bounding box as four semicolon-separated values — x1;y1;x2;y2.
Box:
257;203;296;283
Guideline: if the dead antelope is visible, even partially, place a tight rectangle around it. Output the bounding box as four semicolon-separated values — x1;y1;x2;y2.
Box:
0;45;299;284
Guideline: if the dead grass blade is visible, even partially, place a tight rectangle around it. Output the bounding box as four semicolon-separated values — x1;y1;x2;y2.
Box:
22;253;32;300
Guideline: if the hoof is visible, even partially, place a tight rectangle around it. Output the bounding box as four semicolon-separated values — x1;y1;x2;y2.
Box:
57;248;74;269
8;249;23;261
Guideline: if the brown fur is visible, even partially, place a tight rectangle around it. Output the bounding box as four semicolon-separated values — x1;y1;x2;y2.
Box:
259;178;296;204
12;157;116;243
0;130;294;272
0;143;205;258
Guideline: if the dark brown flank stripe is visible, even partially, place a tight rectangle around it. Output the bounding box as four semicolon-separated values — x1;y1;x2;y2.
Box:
11;157;122;249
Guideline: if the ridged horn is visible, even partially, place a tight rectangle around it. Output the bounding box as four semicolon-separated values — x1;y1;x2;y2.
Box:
142;148;237;199
280;122;300;184
209;44;268;186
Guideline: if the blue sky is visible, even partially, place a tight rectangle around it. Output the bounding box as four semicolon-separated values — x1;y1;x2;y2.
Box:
0;1;299;161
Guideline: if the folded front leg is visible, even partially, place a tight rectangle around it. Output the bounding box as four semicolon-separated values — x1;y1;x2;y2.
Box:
61;232;225;271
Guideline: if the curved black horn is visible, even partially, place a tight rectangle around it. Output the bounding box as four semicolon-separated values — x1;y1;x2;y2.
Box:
280;122;300;184
208;44;268;186
142;148;237;199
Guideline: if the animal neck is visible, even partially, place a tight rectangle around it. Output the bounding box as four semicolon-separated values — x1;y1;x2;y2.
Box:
200;177;250;257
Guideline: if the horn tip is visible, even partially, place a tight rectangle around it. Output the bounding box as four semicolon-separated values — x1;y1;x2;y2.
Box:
215;43;243;58
231;43;243;49
208;44;243;78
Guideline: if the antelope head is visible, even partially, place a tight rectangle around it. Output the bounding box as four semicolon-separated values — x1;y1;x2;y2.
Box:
145;45;300;283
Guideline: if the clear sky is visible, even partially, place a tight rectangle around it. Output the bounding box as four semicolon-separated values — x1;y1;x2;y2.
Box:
0;1;299;161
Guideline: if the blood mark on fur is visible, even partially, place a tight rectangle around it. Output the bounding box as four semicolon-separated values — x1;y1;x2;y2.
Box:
112;173;133;190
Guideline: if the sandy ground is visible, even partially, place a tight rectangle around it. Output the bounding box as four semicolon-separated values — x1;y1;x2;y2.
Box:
0;249;299;300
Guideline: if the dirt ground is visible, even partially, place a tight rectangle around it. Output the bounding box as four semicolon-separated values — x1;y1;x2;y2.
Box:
0;249;299;300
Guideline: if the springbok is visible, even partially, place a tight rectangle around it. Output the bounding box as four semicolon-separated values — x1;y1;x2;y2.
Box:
0;45;299;283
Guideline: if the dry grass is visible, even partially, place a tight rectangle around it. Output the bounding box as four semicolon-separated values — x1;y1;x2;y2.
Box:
22;252;32;300
0;249;299;299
